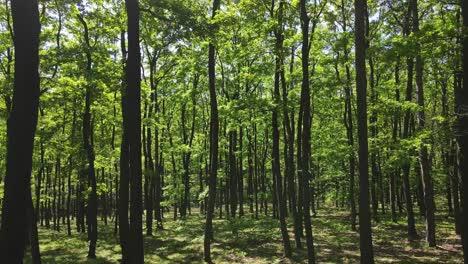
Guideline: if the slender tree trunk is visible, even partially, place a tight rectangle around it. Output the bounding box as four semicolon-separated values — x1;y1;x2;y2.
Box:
402;13;418;237
144;103;154;235
52;158;58;231
119;29;130;262
36;141;45;226
204;1;220;262
76;13;98;258
239;127;244;217
458;0;468;261
300;0;316;261
254;123;259;219
229;130;238;218
412;0;436;247
390;63;401;223
369;55;379;223
272;0;292;257
149;58;163;230
282;49;301;247
354;0;375;262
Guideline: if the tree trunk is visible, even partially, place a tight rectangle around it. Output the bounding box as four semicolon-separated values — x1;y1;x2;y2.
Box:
229;130;238;218
272;0;292;257
204;0;220;262
458;0;468;261
239;127;244;217
412;0;436;247
76;13;98;258
0;0;40;261
118;27;131;263
300;0;316;262
402;12;418;237
354;0;375;262
125;0;144;262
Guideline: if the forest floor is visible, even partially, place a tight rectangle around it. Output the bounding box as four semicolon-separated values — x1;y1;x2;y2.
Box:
24;209;463;263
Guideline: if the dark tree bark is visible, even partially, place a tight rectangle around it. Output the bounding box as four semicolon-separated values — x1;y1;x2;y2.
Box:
118;29;131;262
36;140;45;227
52;158;59;231
411;0;436;247
354;0;375;262
401;3;418;237
272;0;292;257
299;0;316;262
180;76;198;218
0;0;41;261
369;55;379;223
391;63;400;223
238;127;244;217
459;0;468;261
76;13;98;258
204;0;220;262
336;0;357;230
229;130;238;218
254;123;259;219
146;51;163;230
124;0;144;262
66;105;76;236
143;102;154;235
453;60;462;235
282;45;301;247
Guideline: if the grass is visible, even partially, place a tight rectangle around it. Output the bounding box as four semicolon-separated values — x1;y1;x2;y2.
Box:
24;209;463;263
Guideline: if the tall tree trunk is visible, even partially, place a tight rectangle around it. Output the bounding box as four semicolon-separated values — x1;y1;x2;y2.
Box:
453;67;462;235
458;0;468;261
204;0;220;262
238;127;244;217
354;0;375;262
401;6;418;237
229;130;238;218
125;0;144;262
148;55;163;230
412;0;436;247
282;47;301;247
144;104;154;235
369;55;379;223
0;0;40;261
390;63;401;223
272;0;292;257
118;29;131;262
300;0;316;262
77;13;98;258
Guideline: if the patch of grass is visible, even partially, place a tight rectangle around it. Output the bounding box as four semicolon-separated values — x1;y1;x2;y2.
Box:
23;209;463;263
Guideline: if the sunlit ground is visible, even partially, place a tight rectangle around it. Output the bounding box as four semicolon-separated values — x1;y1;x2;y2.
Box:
24;208;463;263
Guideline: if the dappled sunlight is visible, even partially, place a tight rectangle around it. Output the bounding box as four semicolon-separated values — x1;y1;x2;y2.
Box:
22;209;462;263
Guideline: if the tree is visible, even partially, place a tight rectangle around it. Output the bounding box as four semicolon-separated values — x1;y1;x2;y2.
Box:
76;12;98;258
119;27;131;262
354;0;374;262
411;0;436;247
299;0;316;262
0;0;41;261
272;0;292;257
124;0;144;262
401;0;418;238
459;0;468;261
204;0;220;262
